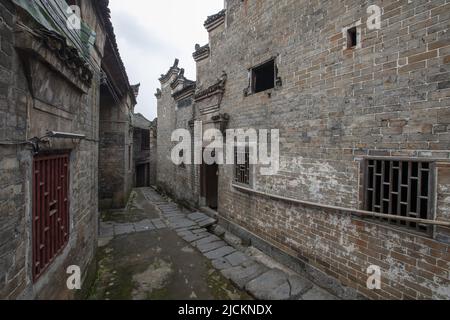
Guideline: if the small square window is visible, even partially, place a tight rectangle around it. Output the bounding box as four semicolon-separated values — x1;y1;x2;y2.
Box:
251;60;275;94
347;27;358;48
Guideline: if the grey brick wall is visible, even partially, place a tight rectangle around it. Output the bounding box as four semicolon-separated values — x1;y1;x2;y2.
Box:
98;96;134;209
156;0;450;299
0;0;102;299
156;70;199;207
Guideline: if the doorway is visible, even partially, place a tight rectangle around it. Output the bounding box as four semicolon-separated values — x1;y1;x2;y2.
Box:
136;163;149;187
201;163;218;210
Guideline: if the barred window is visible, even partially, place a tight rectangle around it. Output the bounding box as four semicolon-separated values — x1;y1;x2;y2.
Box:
365;159;433;234
33;153;70;280
234;147;250;185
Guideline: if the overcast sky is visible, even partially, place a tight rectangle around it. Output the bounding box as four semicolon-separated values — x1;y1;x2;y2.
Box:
109;0;224;121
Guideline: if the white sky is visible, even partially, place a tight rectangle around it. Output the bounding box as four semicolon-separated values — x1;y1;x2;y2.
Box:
109;0;224;121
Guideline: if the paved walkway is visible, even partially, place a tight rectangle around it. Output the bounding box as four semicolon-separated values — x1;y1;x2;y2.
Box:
87;188;338;300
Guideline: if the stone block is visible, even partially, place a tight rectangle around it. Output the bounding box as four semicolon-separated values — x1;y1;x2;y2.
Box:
221;261;269;290
197;241;227;253
193;235;221;247
224;232;242;247
212;258;232;270
245;269;288;300
114;224;135;235
205;246;236;260
224;251;249;267
197;217;217;228
301;287;338;300
134;219;155;232
288;275;314;299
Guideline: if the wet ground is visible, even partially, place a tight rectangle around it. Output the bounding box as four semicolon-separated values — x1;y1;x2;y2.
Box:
86;188;251;300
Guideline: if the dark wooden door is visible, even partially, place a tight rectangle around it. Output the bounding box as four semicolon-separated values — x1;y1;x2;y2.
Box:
205;163;218;209
136;164;148;187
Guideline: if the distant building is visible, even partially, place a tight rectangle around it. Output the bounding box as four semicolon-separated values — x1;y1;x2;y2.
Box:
133;113;152;188
149;118;158;186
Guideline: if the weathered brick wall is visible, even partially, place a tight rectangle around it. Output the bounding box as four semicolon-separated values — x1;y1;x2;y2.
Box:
156;72;178;194
156;69;199;207
203;0;449;299
149;123;157;186
0;0;31;299
0;0;103;299
99;95;134;209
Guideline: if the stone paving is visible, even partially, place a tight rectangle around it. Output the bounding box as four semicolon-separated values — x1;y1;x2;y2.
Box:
95;187;338;300
90;188;250;300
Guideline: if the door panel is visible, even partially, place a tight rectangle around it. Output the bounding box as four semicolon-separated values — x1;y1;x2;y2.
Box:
205;163;218;209
33;153;70;281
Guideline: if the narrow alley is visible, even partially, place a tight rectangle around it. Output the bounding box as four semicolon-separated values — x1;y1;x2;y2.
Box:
2;0;450;303
87;188;338;300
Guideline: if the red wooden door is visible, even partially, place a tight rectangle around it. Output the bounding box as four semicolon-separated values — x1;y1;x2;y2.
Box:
33;153;70;281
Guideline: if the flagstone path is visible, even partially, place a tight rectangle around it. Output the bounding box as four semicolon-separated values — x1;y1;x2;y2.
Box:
86;188;338;300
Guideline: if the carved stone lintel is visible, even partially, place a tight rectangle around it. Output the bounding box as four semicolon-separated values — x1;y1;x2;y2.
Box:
194;71;227;102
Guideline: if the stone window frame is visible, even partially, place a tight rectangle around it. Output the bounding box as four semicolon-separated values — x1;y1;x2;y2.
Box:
244;56;282;96
342;20;362;50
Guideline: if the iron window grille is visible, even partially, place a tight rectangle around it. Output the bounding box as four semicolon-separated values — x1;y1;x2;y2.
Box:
234;147;250;185
364;159;434;234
